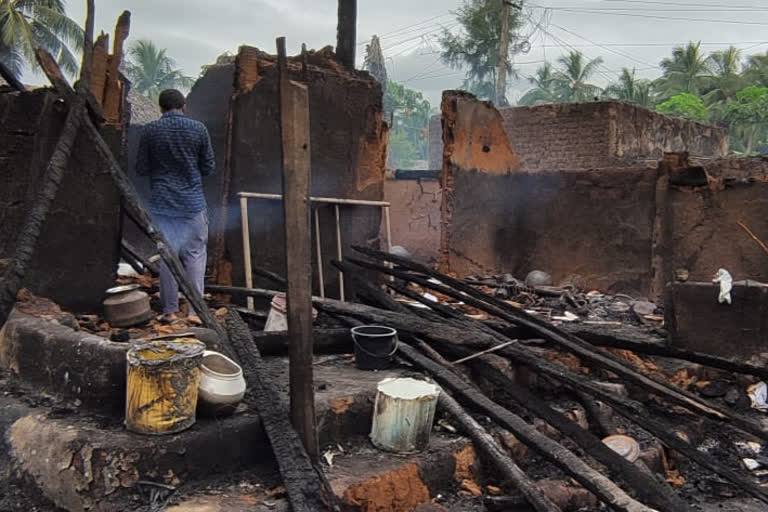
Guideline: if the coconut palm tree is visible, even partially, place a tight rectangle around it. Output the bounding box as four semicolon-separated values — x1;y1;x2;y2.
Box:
703;46;743;107
518;62;559;105
603;67;654;107
744;51;768;88
551;51;604;102
656;42;712;99
125;39;194;101
0;0;83;80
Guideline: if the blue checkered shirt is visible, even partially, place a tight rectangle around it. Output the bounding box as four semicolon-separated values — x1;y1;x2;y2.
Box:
136;111;215;217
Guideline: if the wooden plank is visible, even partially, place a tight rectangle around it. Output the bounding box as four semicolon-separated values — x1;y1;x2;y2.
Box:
240;196;254;310
277;37;317;460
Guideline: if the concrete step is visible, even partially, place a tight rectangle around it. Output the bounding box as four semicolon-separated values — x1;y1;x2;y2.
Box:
2;358;416;512
163;436;475;512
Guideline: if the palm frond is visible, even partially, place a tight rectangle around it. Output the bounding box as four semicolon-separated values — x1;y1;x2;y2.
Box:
31;4;83;50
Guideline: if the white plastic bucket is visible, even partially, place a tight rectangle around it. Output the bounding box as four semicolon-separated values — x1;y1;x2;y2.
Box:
370;377;440;453
264;294;318;332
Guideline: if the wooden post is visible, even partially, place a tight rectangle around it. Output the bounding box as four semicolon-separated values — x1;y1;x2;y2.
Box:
240;196;254;310
336;0;357;70
334;204;345;302
314;208;325;298
277;37;318;459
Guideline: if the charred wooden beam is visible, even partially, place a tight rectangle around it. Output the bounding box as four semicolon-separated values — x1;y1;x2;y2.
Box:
346;250;768;441
224;309;340;511
467;354;692;512
398;343;656;512
438;392;561;512
571;325;768;381
251;328;351;356
209;283;768;505
0;60;25;92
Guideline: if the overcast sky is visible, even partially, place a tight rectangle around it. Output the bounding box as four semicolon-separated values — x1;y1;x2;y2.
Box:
62;0;768;107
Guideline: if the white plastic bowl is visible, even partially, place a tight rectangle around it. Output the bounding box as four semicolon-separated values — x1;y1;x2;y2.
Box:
197;351;246;416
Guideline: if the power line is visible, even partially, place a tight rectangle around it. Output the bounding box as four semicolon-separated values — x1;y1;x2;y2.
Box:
532;41;768;48
529;5;768;26
381;22;459;52
544;6;768;12
600;0;768;8
356;13;452;46
550;23;660;69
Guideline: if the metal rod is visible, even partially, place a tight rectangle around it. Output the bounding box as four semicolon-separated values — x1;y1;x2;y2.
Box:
238;191;390;207
335;204;345;302
240;196;254;310
314;208;325;298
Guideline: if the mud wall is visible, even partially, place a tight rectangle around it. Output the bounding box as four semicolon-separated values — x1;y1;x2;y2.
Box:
653;156;768;297
429;101;728;172
445;166;657;294
383;177;441;263
0;89;121;311
222;46;387;297
436;91;765;299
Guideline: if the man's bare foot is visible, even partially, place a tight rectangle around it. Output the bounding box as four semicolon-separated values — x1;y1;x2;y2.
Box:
187;314;203;326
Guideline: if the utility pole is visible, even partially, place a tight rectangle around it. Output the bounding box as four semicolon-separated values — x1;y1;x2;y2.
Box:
336;0;357;70
496;0;520;107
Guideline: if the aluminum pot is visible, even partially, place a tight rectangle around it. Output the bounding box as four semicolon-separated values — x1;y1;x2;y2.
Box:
103;284;151;328
197;350;246;417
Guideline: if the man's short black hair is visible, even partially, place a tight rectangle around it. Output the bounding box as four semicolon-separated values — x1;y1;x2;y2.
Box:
158;89;186;111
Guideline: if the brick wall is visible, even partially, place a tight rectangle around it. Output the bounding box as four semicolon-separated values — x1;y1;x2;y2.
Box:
429;101;728;172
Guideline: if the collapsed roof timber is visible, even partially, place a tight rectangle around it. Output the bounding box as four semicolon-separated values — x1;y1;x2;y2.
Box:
1;2;768;512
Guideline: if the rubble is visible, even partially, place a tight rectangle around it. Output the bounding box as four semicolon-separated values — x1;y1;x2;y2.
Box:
4;4;768;512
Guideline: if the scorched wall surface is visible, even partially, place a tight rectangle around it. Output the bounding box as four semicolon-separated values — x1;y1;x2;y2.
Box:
446;167;657;295
225;47;387;298
0;89;121;311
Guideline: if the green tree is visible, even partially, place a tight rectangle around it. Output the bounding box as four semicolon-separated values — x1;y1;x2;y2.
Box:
518;62;559;105
603;67;654;107
439;0;522;102
656;92;709;123
125;40;194;101
0;0;83;80
744;51;768;88
702;46;744;119
364;35;387;88
551;50;604;102
724;86;768;154
384;80;431;168
656;42;712;98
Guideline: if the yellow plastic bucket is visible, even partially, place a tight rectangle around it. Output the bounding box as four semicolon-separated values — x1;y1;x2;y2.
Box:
125;339;205;435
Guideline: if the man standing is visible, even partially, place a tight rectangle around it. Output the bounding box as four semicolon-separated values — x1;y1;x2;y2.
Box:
136;89;214;324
